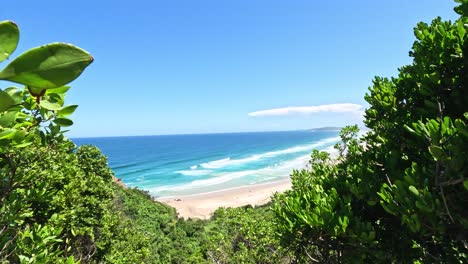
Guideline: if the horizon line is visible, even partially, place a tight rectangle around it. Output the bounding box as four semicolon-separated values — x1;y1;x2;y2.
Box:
69;126;351;139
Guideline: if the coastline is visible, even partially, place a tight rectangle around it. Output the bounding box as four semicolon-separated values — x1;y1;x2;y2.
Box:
157;179;292;219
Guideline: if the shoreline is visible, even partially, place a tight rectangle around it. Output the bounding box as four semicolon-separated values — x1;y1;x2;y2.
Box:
155;178;292;199
157;179;292;219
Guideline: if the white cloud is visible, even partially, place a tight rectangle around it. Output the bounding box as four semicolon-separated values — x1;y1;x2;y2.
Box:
248;103;363;117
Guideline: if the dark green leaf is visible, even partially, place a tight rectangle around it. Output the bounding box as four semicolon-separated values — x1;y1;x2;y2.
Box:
0;111;17;127
404;124;418;135
428;146;444;160
454;119;468;137
13;129;26;142
53;117;73;127
0;43;93;89
0;90;16;112
48;93;65;106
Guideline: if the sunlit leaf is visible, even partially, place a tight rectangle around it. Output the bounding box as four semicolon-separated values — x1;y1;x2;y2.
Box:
0;43;93;89
46;86;70;95
0;128;16;139
40;100;62;111
57;105;78;117
0;20;19;62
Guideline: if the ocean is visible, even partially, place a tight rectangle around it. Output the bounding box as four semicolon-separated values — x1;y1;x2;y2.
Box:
73;129;341;198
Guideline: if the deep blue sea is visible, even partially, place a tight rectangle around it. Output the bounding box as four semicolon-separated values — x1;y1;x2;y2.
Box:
72;130;340;197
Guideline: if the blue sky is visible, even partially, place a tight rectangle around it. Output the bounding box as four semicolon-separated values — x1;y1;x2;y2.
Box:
1;1;459;137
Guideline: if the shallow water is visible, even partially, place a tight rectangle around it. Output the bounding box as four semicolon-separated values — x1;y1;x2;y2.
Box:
73;129;340;197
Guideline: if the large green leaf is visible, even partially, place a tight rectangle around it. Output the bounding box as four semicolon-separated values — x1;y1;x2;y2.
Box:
0;20;19;62
53;117;73;127
0;90;16;112
57;105;78;116
40;100;62;111
0;43;93;89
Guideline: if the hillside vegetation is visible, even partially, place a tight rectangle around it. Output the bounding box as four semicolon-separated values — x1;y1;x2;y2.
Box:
0;1;467;263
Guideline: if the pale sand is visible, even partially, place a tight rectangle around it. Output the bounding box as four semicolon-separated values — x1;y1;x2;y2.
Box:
157;179;292;219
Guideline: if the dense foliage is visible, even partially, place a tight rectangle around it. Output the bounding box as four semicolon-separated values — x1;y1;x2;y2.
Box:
107;186;207;263
204;205;289;263
0;19;206;263
0;19;100;263
1;1;467;263
0;18;281;264
272;2;468;263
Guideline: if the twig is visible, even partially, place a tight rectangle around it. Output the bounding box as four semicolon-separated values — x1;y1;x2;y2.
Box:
440;186;454;223
439;178;465;187
304;248;319;262
385;173;393;187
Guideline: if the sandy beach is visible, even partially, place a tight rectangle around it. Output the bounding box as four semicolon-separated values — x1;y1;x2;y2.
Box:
157;179;292;219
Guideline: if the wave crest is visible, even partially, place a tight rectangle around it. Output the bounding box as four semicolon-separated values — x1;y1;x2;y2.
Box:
195;136;339;170
175;169;212;176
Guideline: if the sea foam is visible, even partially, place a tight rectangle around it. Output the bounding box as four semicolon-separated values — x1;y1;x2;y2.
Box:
195;136;340;170
200;156;262;169
74;130;343;198
175;169;213;176
152;136;341;196
151;154;312;194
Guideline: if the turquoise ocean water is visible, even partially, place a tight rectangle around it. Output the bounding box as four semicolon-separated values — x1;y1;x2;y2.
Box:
73;130;340;197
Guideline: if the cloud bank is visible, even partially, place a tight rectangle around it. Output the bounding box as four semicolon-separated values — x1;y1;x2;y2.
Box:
248;103;363;117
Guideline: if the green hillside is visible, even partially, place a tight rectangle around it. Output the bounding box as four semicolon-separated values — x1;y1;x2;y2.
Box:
0;1;467;263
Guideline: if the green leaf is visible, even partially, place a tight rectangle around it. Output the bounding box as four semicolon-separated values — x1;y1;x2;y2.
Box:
0;111;17;127
12;141;32;148
57;105;78;116
408;186;419;196
45;86;70;95
48;93;65;106
65;256;75;264
454;119;468;137
3;87;22;104
0;90;17;112
0;128;16;139
428;146;444;160
40;100;62;111
13;129;26;142
404;124;418;135
464;180;468;191
0;20;19;62
0;43;93;89
53;117;73;127
415;200;432;213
